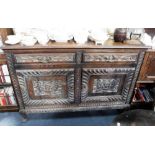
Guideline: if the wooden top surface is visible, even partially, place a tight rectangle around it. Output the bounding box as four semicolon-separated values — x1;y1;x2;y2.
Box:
2;39;151;50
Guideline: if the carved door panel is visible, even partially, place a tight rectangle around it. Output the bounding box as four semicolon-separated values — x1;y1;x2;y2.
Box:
81;67;135;105
16;68;74;107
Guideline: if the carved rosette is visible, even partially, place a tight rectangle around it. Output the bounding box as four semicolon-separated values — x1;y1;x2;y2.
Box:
81;67;135;103
16;69;74;106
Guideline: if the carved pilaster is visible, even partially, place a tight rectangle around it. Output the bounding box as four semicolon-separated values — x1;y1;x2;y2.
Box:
74;51;83;104
6;53;25;110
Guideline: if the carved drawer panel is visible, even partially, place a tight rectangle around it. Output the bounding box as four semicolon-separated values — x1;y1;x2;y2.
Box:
14;53;75;64
81;67;135;104
83;53;138;63
16;68;74;106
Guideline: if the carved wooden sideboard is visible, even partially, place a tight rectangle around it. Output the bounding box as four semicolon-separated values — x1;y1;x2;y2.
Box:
2;40;150;116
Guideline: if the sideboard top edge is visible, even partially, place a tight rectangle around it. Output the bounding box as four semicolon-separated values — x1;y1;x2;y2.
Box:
1;39;151;50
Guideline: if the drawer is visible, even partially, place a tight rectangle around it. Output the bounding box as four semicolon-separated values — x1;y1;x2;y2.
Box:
14;53;76;64
83;53;138;63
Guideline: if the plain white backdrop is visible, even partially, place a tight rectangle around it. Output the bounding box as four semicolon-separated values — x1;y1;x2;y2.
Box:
0;0;155;27
0;0;155;155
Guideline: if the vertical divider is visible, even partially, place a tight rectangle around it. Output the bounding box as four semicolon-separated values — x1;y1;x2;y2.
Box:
74;51;83;104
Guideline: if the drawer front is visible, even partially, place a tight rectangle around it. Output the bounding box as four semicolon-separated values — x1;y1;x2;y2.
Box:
16;68;74;106
14;53;76;64
83;53;138;63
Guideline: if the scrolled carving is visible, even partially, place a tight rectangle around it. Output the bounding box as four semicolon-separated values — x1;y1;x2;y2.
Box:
84;53;138;62
15;54;75;63
20;102;129;113
32;80;66;97
92;78;120;93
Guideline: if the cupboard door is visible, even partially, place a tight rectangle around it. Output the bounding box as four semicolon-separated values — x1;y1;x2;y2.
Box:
81;67;135;105
16;68;74;107
139;52;155;81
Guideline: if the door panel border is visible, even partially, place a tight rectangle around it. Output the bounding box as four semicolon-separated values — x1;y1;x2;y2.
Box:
16;69;75;106
81;67;135;103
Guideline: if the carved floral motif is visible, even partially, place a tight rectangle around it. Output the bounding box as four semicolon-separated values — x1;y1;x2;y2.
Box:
92;78;120;93
15;54;75;63
84;53;138;62
33;80;66;98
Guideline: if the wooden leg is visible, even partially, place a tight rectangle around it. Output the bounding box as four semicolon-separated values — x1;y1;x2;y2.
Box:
20;112;28;122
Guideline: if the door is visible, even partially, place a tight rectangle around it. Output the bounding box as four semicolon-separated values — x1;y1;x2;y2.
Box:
16;68;75;106
81;67;135;104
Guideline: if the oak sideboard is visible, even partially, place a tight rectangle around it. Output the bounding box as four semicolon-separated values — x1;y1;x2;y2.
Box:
2;40;150;117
